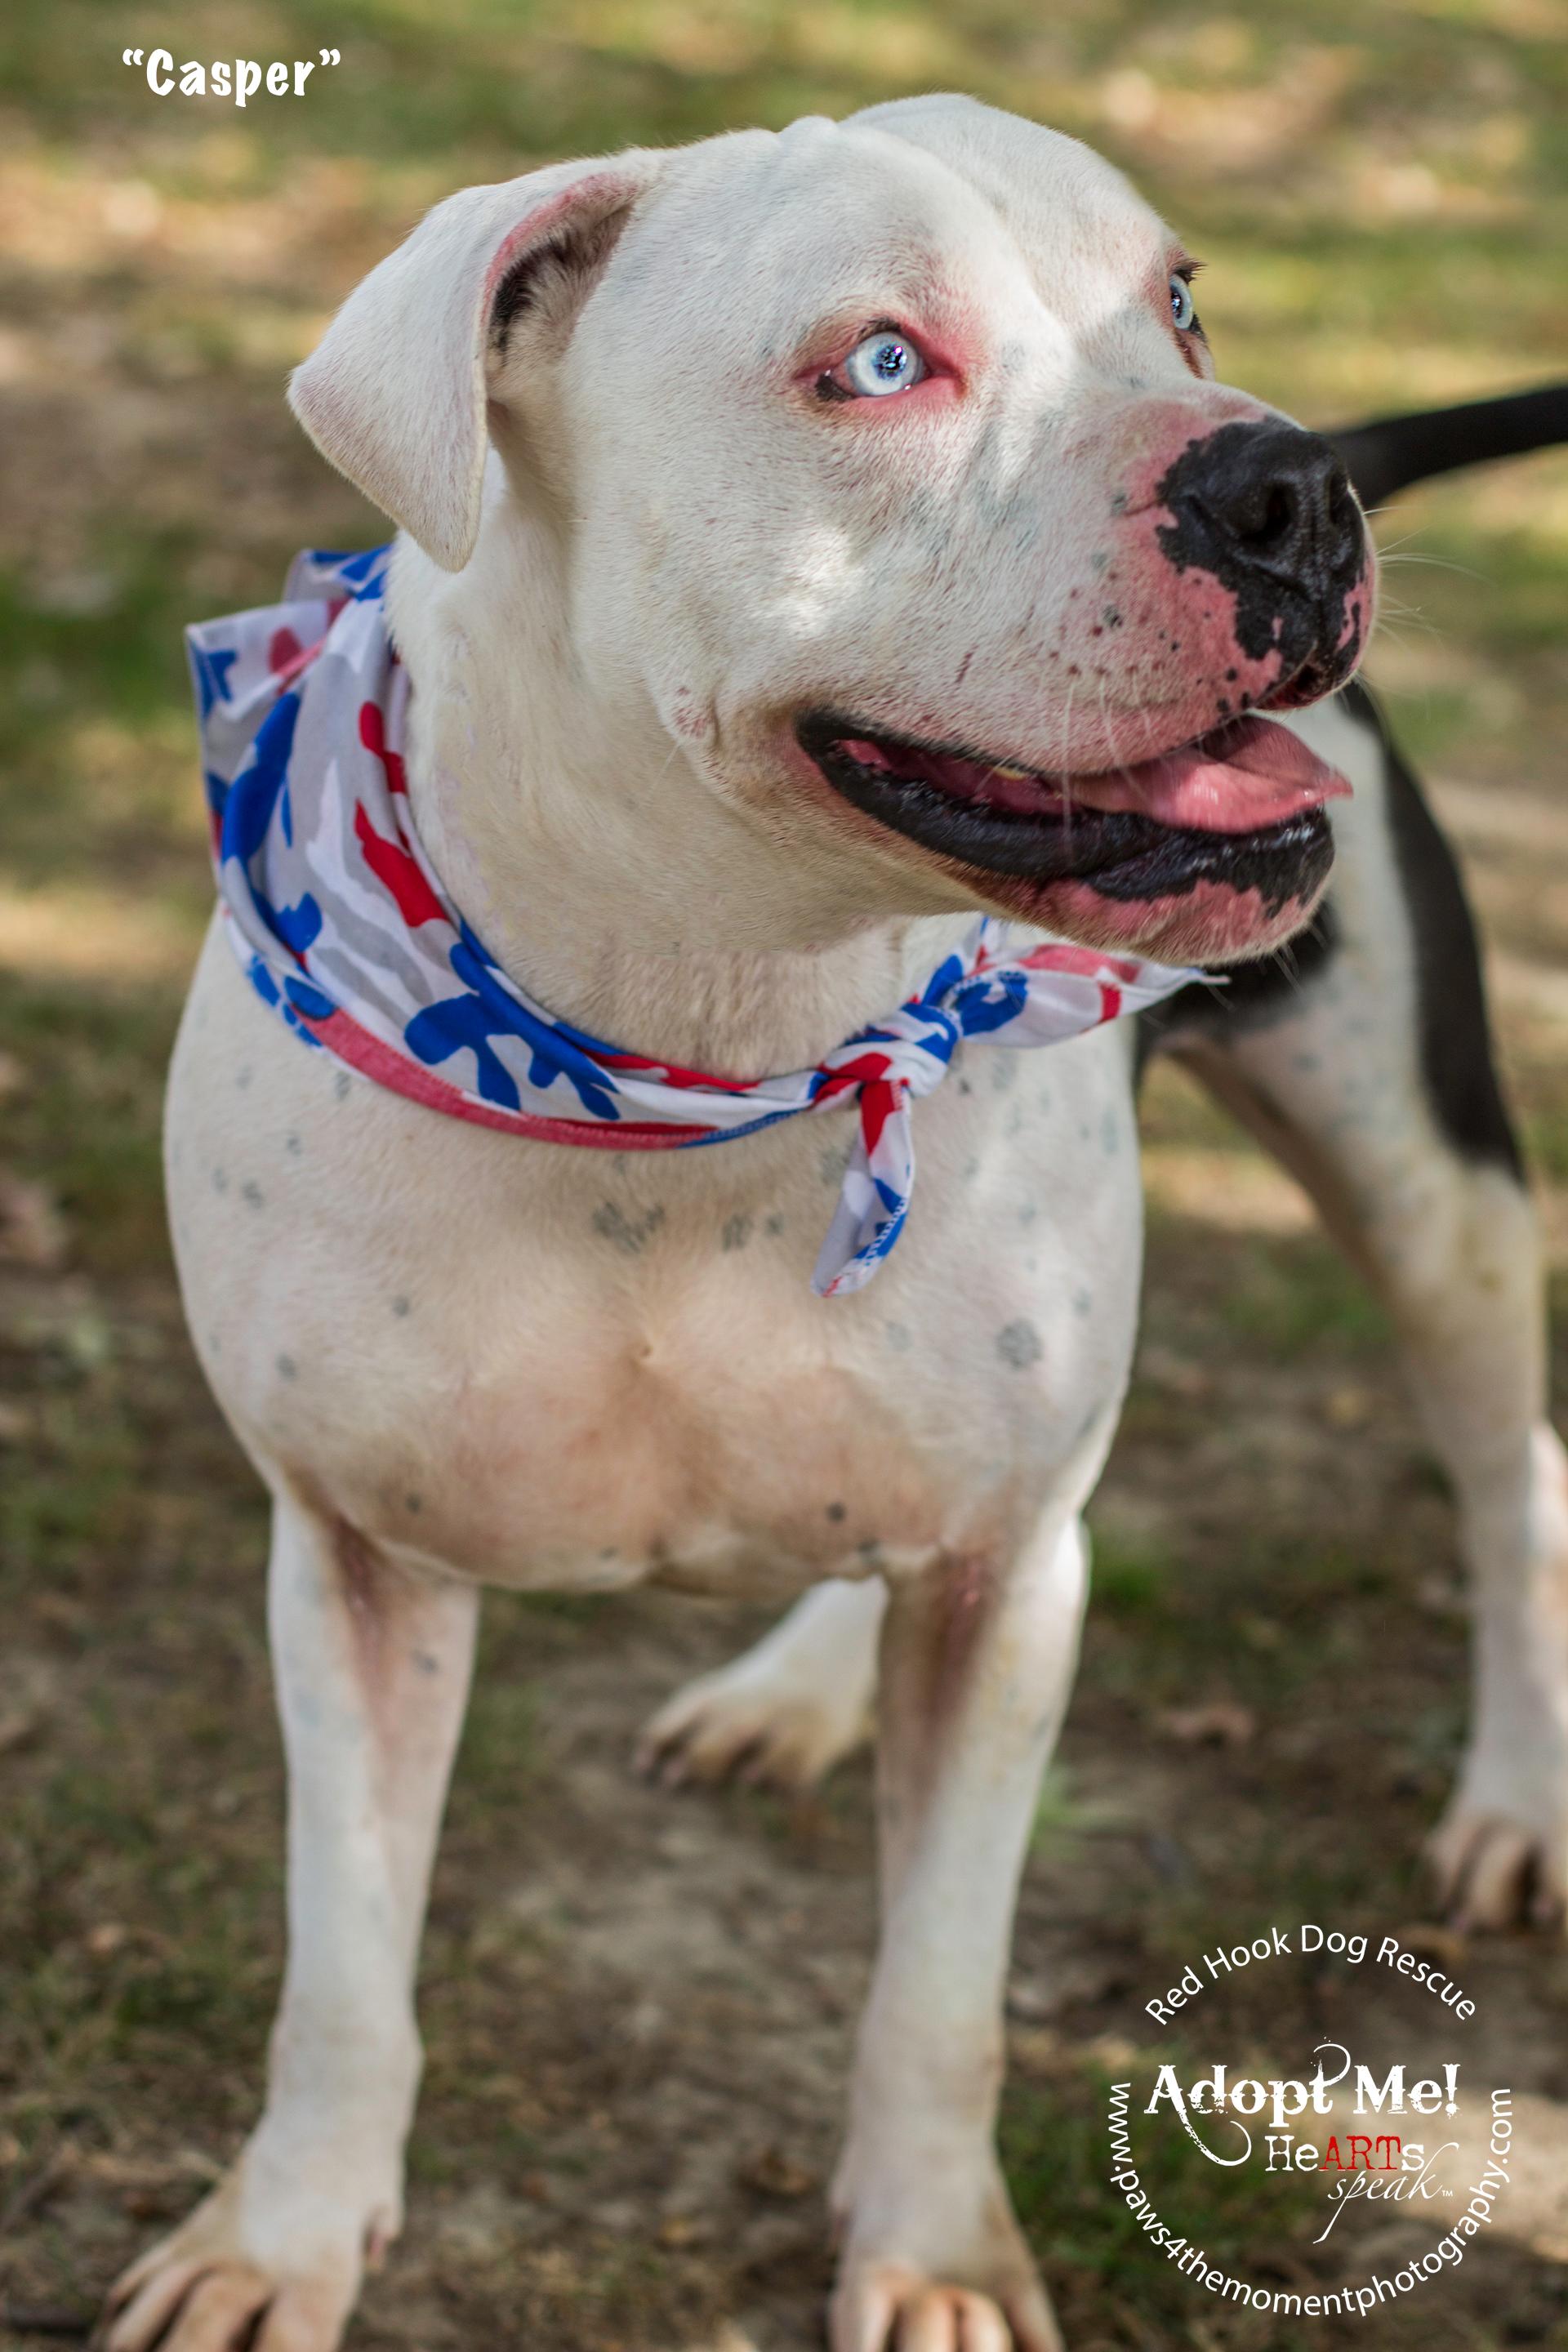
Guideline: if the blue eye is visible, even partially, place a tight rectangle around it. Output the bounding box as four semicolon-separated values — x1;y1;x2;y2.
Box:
1169;274;1199;332
842;331;926;398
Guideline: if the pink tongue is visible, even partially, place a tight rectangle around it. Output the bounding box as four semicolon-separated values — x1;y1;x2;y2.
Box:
1076;715;1350;835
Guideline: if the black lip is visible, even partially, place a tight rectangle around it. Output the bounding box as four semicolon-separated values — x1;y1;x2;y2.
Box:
798;712;1334;915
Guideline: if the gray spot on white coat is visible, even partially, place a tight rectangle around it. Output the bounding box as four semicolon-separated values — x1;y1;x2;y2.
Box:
996;1319;1043;1370
593;1200;667;1254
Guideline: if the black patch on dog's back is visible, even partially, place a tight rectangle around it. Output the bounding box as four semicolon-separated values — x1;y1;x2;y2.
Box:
1343;679;1522;1177
1136;900;1339;1071
1138;682;1522;1178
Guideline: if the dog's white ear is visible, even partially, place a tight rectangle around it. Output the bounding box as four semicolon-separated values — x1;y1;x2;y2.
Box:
289;154;664;572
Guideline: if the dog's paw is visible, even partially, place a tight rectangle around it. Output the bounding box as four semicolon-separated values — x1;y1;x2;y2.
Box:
636;1655;871;1793
829;2157;1061;2352
831;2273;1032;2352
829;2264;1062;2352
1428;1801;1566;1932
102;2160;383;2352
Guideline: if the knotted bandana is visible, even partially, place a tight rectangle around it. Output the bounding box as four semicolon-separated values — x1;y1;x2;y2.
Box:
189;548;1200;1296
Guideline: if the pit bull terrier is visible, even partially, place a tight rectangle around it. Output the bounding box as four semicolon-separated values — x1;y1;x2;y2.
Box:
113;94;1568;2352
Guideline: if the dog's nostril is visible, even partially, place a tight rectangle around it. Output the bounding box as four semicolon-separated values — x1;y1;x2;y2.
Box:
1162;421;1365;581
1233;480;1298;549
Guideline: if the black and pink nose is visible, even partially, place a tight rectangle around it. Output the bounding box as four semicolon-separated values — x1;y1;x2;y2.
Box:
1156;420;1368;692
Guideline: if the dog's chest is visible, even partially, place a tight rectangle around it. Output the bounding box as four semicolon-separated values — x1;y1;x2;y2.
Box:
167;929;1143;1596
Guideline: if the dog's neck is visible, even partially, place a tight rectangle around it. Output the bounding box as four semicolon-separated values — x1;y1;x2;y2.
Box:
389;526;975;1076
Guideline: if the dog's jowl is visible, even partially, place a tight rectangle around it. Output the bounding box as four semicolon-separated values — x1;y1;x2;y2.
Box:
116;93;1568;2352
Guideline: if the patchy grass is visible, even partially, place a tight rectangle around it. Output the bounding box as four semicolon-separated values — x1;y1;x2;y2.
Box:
1004;2061;1330;2340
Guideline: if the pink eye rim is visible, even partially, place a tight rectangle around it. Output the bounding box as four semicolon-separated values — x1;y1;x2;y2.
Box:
804;315;959;408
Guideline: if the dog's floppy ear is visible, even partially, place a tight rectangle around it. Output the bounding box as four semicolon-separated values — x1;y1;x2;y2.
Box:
289;153;664;573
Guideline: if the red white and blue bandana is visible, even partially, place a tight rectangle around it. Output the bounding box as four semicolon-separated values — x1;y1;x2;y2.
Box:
189;549;1200;1297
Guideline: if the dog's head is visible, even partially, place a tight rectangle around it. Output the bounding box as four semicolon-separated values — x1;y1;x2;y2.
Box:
291;97;1374;965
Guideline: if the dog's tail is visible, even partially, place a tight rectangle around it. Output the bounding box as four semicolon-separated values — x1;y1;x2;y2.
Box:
1326;381;1568;510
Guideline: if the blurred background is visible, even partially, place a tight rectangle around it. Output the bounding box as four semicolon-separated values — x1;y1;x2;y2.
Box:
2;4;1567;2347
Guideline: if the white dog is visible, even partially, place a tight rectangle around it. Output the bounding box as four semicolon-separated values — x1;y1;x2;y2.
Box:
112;96;1568;2352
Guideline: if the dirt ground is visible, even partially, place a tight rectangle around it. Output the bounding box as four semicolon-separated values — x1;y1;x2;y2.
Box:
5;4;1568;2347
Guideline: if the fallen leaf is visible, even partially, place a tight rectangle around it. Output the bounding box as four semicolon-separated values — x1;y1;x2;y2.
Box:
122;2187;180;2221
1324;1383;1376;1429
1009;2025;1062;2074
33;1593;87;1635
1395;1921;1468;1968
0;1172;68;1271
80;2146;216;2190
740;2146;815;2200
1006;1976;1058;2022
1137;1344;1214;1400
0;1655;56;1755
1155;1701;1257;1748
1007;1956;1126;2021
657;2212;709;2247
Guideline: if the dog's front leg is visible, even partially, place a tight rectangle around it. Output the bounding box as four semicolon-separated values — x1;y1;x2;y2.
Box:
105;1495;479;2352
830;1517;1086;2352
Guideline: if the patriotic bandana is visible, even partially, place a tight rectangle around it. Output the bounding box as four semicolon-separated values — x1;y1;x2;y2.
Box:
189;548;1201;1298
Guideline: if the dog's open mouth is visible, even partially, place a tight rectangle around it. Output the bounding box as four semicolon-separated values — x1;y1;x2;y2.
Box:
798;710;1348;932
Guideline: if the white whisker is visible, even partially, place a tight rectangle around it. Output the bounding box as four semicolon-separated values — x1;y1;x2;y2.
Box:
1378;551;1487;582
1057;679;1078;859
